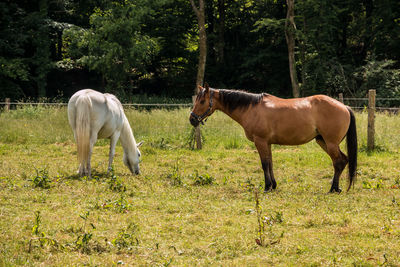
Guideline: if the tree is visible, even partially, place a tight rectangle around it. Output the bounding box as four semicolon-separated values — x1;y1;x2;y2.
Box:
189;0;207;94
0;1;54;99
0;2;30;99
63;0;160;93
285;0;299;97
216;0;225;66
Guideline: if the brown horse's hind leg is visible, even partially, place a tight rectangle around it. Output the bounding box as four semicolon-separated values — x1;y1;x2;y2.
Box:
255;140;275;192
316;136;348;193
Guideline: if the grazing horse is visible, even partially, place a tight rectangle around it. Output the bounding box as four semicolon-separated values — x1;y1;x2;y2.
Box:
68;89;143;178
190;84;357;193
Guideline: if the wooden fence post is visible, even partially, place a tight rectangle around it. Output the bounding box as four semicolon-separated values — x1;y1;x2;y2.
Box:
5;98;10;112
338;93;343;103
367;89;376;151
192;95;202;149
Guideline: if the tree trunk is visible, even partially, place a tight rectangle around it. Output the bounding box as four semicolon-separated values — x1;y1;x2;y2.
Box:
299;19;306;91
361;0;373;62
190;0;207;94
189;0;207;150
285;0;300;98
216;0;225;65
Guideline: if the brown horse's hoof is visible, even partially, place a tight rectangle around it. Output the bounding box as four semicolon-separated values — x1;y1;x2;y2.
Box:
329;188;342;193
272;182;277;189
264;186;276;193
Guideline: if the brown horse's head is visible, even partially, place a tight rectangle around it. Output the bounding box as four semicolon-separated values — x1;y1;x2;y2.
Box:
190;83;215;127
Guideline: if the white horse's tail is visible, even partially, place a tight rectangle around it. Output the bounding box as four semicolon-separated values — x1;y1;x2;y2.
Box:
75;95;92;167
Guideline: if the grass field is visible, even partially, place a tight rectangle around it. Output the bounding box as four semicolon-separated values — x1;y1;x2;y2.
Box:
0;106;400;266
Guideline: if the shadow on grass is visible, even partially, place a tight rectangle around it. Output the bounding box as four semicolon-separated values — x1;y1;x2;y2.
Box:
62;170;109;181
359;144;389;154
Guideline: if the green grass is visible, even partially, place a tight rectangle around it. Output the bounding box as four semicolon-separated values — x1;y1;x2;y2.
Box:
0;106;400;266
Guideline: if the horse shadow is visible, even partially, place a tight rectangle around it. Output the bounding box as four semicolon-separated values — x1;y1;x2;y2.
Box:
63;169;109;181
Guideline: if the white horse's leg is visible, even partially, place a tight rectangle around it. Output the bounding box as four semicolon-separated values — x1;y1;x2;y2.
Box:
77;128;87;177
107;132;121;174
73;131;83;176
87;133;98;179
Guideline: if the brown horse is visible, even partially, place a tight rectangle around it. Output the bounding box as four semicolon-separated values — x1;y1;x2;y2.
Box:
189;84;357;193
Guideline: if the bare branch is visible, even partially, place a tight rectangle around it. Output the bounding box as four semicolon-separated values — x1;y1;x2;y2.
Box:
189;0;200;17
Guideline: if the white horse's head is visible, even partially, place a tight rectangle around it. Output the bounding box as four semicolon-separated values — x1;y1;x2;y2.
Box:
123;141;143;175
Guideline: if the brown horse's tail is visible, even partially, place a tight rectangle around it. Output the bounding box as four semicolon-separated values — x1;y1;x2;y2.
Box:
346;107;357;191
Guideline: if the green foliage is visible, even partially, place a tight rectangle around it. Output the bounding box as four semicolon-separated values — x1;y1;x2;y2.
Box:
73;211;103;254
0;2;30;99
354;59;400;100
253;188;284;247
191;170;214;186
29;211;63;252
186;127;205;150
108;167;126;192
31;211;42;236
5;105;47;119
113;194;132;213
2;0;400;99
166;160;183;186
63;0;161;92
112;223;140;251
362;179;384;190
31;167;51;189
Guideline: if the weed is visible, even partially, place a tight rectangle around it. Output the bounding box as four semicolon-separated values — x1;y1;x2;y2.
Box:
111;222;140;251
391;177;400;189
191;170;214;186
74;232;93;253
7;105;46;119
108;167;126;192
186;127;205;150
166;160;183;186
0;176;16;189
242;177;256;192
362;178;384;189
28;211;63;252
31;211;41;236
254;189;266;246
253;188;284;247
114;194;132;213
150;137;172;149
359;144;388;153
31;167;51;189
73;211;98;254
101;194;132;213
224;137;243;149
391;196;398;207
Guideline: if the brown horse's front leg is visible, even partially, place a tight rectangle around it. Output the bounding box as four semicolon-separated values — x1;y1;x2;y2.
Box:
268;158;277;189
255;140;275;192
261;161;273;191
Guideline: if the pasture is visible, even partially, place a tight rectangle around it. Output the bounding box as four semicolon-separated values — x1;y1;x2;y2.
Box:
0;106;400;266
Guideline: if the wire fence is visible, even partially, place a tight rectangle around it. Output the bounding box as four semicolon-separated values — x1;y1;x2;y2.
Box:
339;97;400;112
1;98;400;111
0;101;193;108
1;90;399;150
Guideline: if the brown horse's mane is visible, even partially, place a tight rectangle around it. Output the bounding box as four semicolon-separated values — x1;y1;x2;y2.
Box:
218;89;265;112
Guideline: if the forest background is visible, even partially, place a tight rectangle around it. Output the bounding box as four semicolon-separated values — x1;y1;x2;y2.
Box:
1;0;400;102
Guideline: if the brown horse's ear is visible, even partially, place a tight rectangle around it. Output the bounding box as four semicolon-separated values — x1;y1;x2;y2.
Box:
204;82;209;92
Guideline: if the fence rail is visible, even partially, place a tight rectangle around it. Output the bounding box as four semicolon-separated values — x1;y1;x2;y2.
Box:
0;102;192;107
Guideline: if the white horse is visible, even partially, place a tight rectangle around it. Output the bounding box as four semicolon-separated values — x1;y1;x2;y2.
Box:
68;89;143;178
